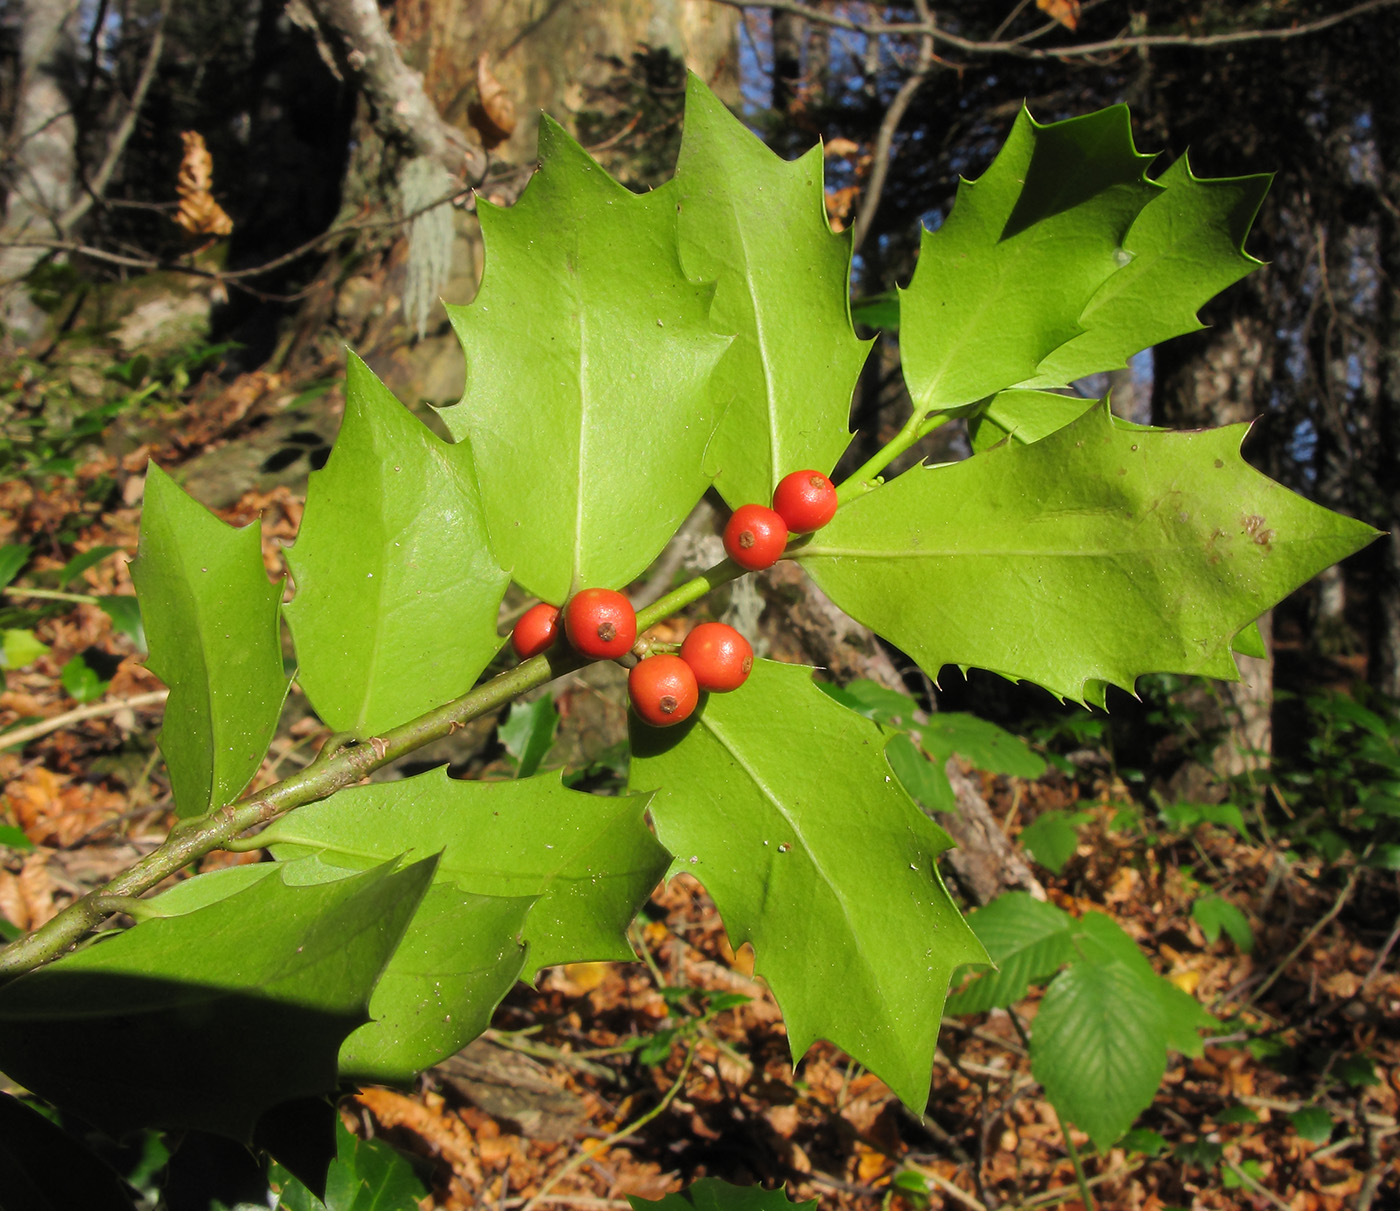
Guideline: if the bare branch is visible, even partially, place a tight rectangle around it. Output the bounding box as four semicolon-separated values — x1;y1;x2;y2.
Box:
709;0;1400;61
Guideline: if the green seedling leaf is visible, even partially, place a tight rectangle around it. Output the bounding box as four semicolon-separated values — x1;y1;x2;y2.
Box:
0;1092;138;1211
918;712;1045;778
96;595;146;652
947;891;1075;1014
0;857;435;1140
1160;800;1249;838
440;118;730;603
1221;1159;1266;1190
0;543;30;589
1119;1127;1169;1157
500;695;560;779
271;1117;427;1211
816;678;918;725
632;1177;817;1211
1337;1054;1380;1088
57;545;117;589
2;628;49;669
259;767;668;979
1288;1106;1334;1144
1192;894;1254;953
667;72;868;507
899;106;1157;415
0;824;34;851
130;464;289;816
629;661;987;1111
60;654;107;703
1031;958;1167;1151
1175;1138;1223;1169
1026;159;1270;388
284;355;507;738
1020;810;1091;874
801;405;1378;702
884;732;956;814
1216;1105;1259;1125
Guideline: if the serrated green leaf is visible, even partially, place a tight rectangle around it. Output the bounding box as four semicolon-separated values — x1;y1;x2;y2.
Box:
130;463;289;817
884;732;956;814
0;543;31;589
946;891;1074;1015
1026;159;1270;388
632;1177;817;1211
1160;800;1249;838
1020;810;1090;874
271;1116;426;1211
801;406;1379;702
1288;1106;1334;1144
284;355;507;737
1;628;49;669
667;73;868;506
1073;912;1214;1057
0;857;435;1140
1120;1127;1169;1156
900;107;1157;415
259;768;667;979
440;118;730;602
1030;958;1167;1151
500;695;560;779
629;661;987;1111
1192;894;1254;953
918;713;1045;778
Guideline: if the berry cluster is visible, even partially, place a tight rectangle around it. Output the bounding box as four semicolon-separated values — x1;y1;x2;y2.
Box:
507;470;836;730
722;469;838;571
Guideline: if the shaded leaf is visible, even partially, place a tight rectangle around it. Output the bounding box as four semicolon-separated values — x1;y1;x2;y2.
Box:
918;713;1045;778
284;355;508;737
1288;1106;1334;1144
633;1177;817;1211
1020;810;1091;874
0;1092;137;1211
97;595;146;652
0;543;32;589
629;661;987;1111
0;858;435;1140
270;1117;427;1211
1192;894;1254;953
440;118;730;602
884;732;956;814
129;464;289;817
58;545;117;589
500;695;560;779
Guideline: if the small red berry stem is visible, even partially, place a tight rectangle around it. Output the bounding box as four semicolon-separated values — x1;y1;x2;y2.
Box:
835;411;953;505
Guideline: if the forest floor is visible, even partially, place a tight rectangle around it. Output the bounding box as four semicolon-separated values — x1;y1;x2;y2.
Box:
1;380;1398;1211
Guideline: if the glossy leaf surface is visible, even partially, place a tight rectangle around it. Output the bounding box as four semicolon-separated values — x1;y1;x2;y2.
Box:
130;464;288;816
667;73;868;506
629;661;987;1110
441;119;730;602
802;406;1378;702
285;355;508;737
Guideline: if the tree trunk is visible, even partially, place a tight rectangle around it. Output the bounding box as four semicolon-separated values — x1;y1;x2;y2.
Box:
0;0;80;346
1155;313;1275;784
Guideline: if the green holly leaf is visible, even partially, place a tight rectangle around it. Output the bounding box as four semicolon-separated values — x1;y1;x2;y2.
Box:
440;118;731;603
632;1179;817;1211
1030;958;1167;1151
946;892;1075;1015
284;355;507;737
500;695;560;779
800;405;1379;702
667;73;869;506
259;768;668;979
629;661;987;1111
0;857;435;1141
1026;159;1270;389
130;464;289;816
899;106;1157;415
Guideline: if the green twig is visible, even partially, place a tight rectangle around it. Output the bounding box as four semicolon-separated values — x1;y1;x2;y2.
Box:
2;587;100;604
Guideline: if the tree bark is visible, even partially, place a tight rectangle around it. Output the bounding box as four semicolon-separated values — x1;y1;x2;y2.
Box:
0;0;80;345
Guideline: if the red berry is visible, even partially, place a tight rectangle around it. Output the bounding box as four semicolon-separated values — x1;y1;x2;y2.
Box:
723;504;788;571
629;654;699;727
680;622;753;692
772;469;838;533
511;602;560;659
564;588;637;659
